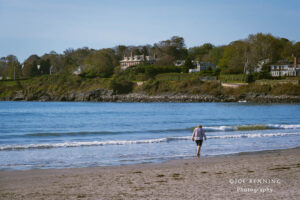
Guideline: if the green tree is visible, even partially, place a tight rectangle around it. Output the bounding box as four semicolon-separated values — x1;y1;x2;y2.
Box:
293;42;300;57
115;45;127;60
40;59;51;74
246;33;285;66
0;55;21;79
280;38;293;60
7;55;21;79
0;57;8;77
202;46;224;65
154;36;188;65
110;75;134;94
31;61;40;77
22;55;40;77
133;48;141;55
189;43;214;61
257;68;271;79
182;57;194;73
141;46;149;56
62;47;95;73
41;51;64;74
83;48;118;78
218;41;247;74
246;74;255;83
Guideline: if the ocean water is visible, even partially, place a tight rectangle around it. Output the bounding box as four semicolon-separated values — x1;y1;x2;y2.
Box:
0;101;300;170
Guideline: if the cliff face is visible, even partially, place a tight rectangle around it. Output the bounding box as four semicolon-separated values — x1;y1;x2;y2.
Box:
2;88;300;103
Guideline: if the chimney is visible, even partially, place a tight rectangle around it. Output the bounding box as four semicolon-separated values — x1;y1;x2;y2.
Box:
294;56;298;69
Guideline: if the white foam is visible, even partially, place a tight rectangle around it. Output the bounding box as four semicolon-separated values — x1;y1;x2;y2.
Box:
204;124;300;132
209;132;300;139
0;138;169;151
205;126;235;131
267;124;300;129
1;132;300;151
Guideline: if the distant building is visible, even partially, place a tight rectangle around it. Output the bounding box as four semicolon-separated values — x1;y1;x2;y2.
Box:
189;62;216;73
256;59;270;72
50;65;54;75
245;58;270;74
120;54;156;70
174;60;185;67
174;60;196;67
270;64;300;76
72;66;82;75
270;57;300;77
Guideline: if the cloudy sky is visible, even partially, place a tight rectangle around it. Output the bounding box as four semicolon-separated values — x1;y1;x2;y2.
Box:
1;0;300;62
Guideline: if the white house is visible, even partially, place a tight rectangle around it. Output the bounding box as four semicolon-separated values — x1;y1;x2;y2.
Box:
120;54;156;70
50;65;54;75
189;62;216;73
270;64;300;77
256;58;270;73
245;58;270;74
174;60;196;67
173;60;185;67
72;66;82;75
270;57;300;77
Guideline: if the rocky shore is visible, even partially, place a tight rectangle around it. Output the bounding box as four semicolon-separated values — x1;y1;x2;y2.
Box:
1;88;300;103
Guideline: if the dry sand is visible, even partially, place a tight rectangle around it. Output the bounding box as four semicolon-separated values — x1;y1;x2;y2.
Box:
1;148;300;200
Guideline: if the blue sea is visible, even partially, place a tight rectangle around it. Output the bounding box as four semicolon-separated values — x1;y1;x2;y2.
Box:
0;101;300;170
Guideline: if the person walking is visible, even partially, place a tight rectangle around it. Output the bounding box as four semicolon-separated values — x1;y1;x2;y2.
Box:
192;124;207;158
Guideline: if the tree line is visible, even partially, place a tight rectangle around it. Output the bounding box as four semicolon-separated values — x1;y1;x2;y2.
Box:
1;33;300;80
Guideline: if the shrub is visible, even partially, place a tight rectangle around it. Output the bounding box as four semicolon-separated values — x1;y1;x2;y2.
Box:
218;74;246;83
270;83;300;96
110;77;134;94
246;74;255;83
134;65;182;78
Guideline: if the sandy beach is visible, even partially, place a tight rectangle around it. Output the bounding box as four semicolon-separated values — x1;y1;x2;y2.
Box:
1;147;300;200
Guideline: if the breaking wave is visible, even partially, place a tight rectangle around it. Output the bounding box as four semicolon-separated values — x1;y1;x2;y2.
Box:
205;124;300;132
1;132;299;151
3;124;300;139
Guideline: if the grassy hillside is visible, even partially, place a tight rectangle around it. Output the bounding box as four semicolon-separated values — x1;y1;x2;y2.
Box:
0;75;111;98
223;83;300;96
1;74;300;100
136;78;222;95
136;78;300;96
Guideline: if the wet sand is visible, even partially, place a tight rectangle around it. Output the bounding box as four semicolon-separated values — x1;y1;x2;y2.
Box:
1;147;300;200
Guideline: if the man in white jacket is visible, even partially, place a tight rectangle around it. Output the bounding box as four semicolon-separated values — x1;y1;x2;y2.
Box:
192;124;207;158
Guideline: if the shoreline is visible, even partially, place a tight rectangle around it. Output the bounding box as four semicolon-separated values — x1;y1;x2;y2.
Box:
2;93;300;103
1;88;300;103
1;146;300;172
1;147;300;199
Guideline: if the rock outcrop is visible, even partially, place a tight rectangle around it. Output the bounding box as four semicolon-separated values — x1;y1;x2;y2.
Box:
2;88;300;103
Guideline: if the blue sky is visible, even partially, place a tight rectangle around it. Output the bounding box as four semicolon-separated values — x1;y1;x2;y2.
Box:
1;0;300;62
